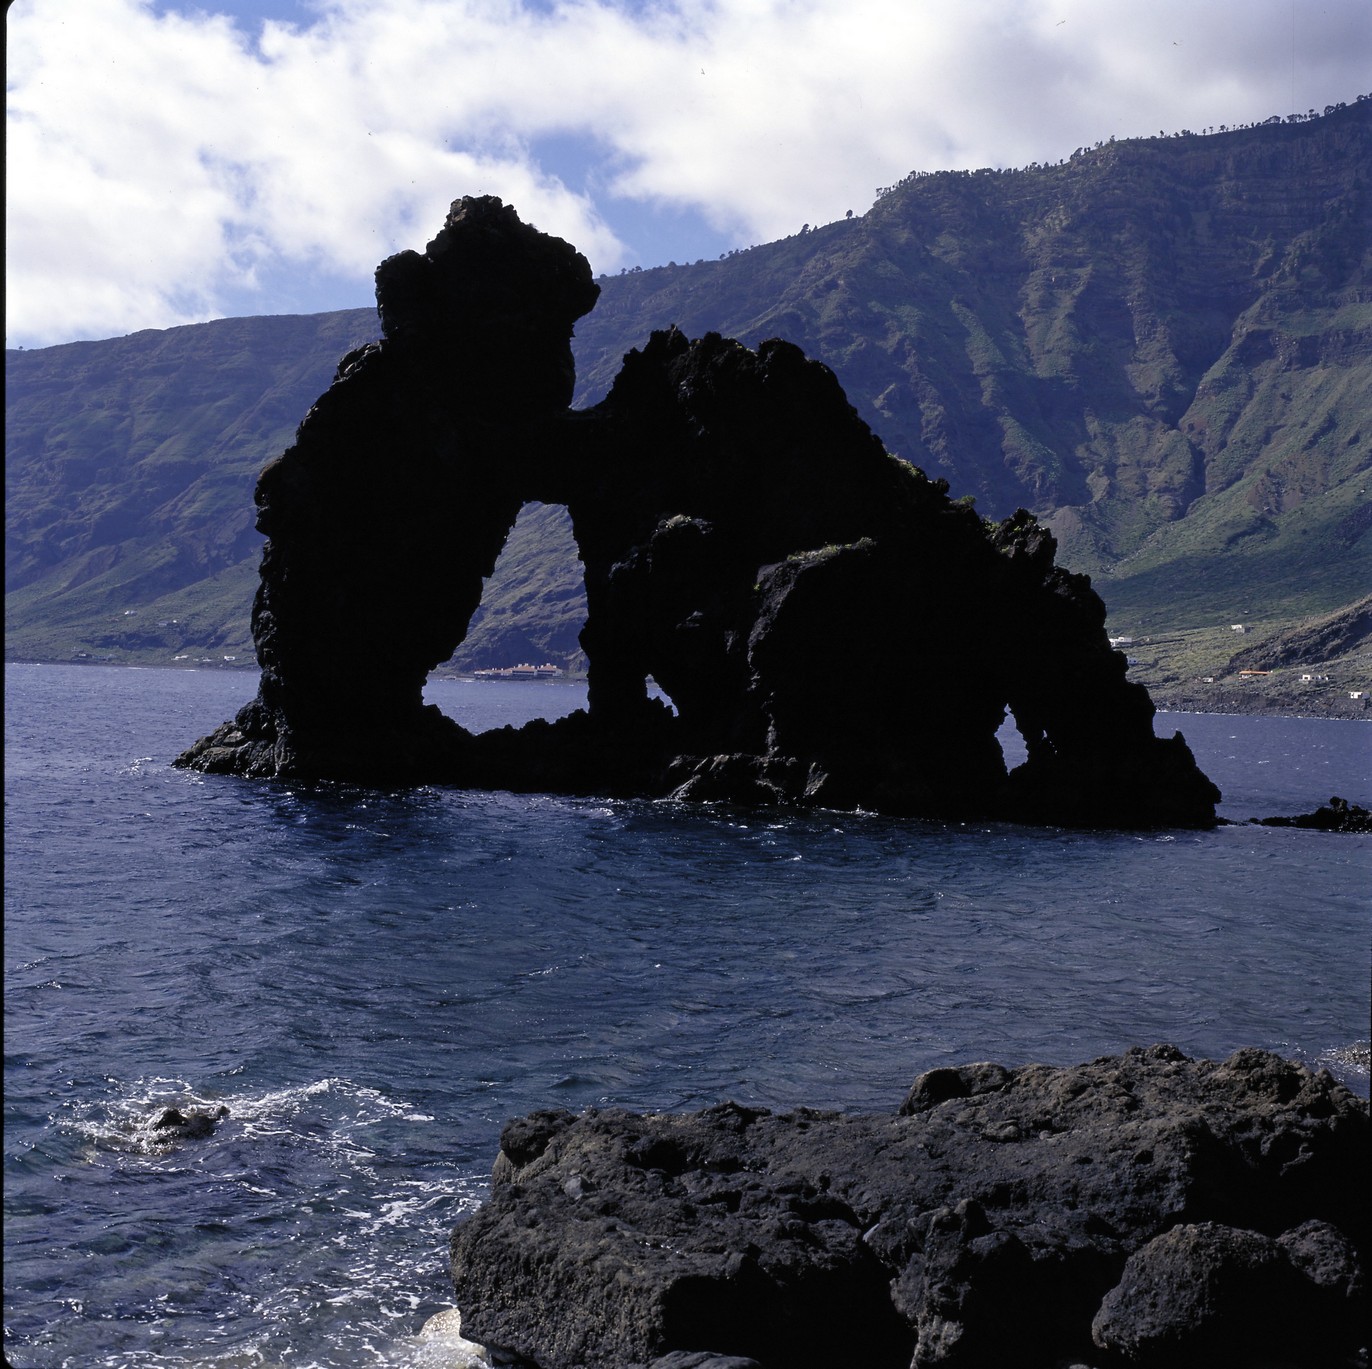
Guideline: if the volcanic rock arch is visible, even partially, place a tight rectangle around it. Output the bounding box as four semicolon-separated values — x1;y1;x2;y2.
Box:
178;196;1220;828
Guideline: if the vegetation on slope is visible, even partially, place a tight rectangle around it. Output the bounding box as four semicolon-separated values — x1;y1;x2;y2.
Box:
6;101;1369;712
6;311;375;664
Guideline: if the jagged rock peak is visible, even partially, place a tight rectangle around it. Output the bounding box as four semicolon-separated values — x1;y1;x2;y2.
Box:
374;194;599;408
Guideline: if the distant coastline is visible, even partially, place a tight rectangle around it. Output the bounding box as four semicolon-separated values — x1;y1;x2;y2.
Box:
5;656;1367;723
1149;686;1369;722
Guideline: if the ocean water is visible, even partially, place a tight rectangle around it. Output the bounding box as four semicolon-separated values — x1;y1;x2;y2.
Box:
4;662;1369;1368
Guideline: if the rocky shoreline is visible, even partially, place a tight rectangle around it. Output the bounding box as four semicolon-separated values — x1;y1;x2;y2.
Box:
1151;690;1369;722
446;1046;1368;1369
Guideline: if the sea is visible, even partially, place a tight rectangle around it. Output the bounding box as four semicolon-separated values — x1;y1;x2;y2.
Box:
4;661;1370;1369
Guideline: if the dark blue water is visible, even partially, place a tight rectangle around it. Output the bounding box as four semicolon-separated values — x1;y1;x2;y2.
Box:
5;663;1369;1368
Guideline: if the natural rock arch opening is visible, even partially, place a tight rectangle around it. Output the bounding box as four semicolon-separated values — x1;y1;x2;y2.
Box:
996;709;1030;771
450;501;588;677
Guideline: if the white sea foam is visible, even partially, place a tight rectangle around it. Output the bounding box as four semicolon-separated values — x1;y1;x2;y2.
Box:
59;1074;442;1164
405;1307;497;1368
1311;1040;1370;1085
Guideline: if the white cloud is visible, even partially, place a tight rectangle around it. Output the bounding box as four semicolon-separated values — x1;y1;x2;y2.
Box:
6;0;1369;347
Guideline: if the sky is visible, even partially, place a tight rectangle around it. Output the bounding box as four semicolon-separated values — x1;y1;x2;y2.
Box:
7;0;1370;350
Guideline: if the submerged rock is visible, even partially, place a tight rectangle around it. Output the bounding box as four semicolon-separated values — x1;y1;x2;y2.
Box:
177;197;1220;828
150;1105;229;1141
447;1047;1367;1369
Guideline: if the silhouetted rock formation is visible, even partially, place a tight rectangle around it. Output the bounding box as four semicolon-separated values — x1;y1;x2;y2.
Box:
176;197;1220;827
448;1047;1368;1369
1253;796;1372;833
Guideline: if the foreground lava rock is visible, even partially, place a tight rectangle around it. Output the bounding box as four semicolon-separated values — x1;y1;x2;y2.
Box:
177;196;1219;827
448;1047;1367;1369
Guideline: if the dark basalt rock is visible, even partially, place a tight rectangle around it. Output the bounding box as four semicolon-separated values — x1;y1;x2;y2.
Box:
1253;796;1372;833
1090;1221;1345;1367
151;1105;229;1141
448;1047;1368;1369
176;197;1220;828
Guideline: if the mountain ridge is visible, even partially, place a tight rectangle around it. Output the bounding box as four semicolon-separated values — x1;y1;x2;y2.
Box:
7;100;1370;712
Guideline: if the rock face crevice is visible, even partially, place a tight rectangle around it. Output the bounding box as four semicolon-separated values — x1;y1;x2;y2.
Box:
447;1047;1368;1369
177;196;1220;827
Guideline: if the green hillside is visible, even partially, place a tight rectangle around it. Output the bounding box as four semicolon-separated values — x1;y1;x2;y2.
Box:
7;100;1370;711
574;103;1371;594
6;312;375;664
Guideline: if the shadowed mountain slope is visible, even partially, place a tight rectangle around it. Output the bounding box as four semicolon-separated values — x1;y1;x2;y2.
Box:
7;100;1369;700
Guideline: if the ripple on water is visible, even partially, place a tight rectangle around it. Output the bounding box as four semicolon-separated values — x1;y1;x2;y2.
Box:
5;667;1369;1368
